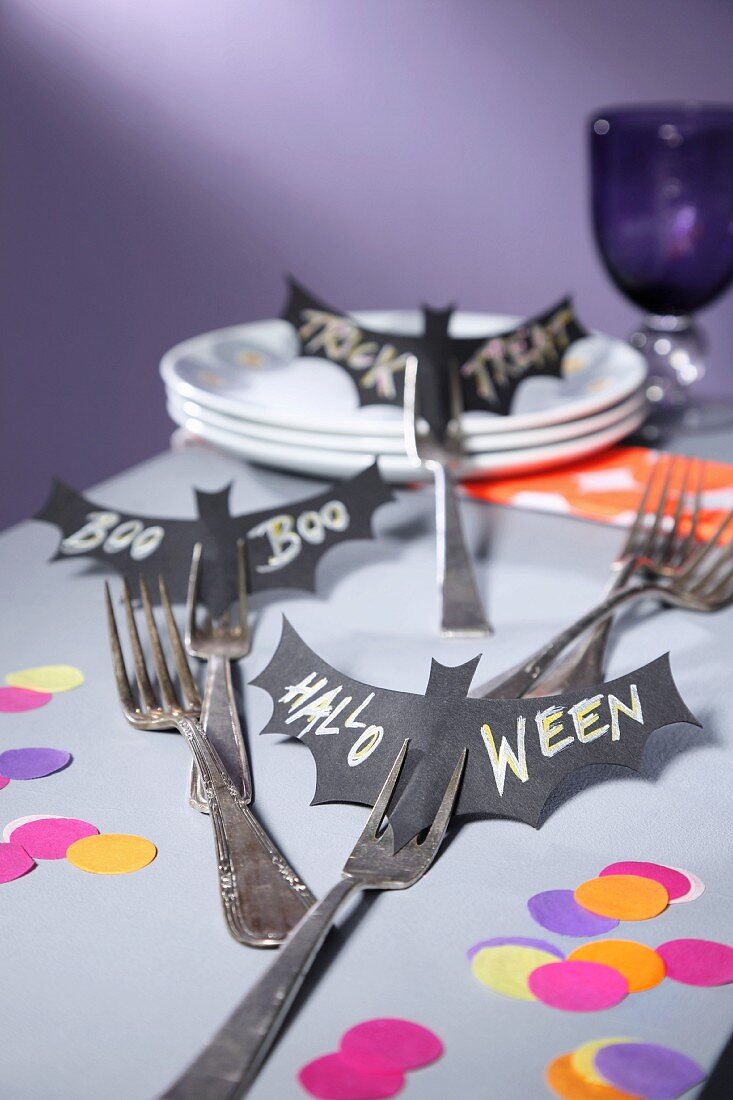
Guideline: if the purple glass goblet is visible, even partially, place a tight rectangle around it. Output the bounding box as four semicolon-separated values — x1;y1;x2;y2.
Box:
590;103;733;410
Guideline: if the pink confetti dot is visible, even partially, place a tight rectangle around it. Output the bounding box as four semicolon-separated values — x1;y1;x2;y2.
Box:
298;1053;404;1099
340;1019;443;1074
0;686;52;713
0;842;36;883
657;938;733;986
600;860;691;901
528;959;629;1011
9;817;99;860
0;775;9;790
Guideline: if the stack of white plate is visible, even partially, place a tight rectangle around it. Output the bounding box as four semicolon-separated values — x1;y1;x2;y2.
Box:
161;311;648;483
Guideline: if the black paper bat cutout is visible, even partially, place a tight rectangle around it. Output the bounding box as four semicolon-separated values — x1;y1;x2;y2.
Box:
282;277;588;426
281;276;454;439
253;619;700;849
34;464;394;616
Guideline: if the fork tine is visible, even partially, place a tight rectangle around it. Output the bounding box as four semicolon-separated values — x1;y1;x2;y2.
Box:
683;504;733;577
235;539;251;648
105;582;139;718
677;459;706;563
414;748;467;859
659;456;693;565
644;454;677;560
185;542;203;650
121;578;157;712
688;539;733;599
617;455;662;559
159;574;201;710
356;739;410;843
140;576;179;711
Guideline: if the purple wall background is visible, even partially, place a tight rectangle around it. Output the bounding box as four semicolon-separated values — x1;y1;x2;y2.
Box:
2;0;733;529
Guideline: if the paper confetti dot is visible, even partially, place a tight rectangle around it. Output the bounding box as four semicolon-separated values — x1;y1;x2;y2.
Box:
599;861;690;902
0;686;52;713
656;938;733;986
470;944;561;1000
3;814;64;843
467;936;564;961
0;842;36;884
568;940;666;992
528;960;628;1012
340;1019;443;1074
0;775;9;790
546;1052;638;1099
298;1053;404;1099
595;1042;705;1099
528;889;620;937
6;665;84;693
571;1038;641;1088
9;816;99;859
0;747;71;780
667;866;705;905
66;833;157;875
575;875;668;921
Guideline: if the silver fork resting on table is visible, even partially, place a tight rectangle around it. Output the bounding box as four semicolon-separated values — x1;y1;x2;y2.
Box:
479;455;733;700
106;577;315;947
186;541;252;812
161;740;466;1100
403;353;492;637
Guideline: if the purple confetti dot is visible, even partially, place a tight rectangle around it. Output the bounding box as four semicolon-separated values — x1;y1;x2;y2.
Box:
595;1042;705;1099
467;936;564;962
0;747;71;780
528;889;619;937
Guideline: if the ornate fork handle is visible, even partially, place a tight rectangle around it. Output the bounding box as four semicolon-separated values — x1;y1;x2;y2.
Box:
175;716;315;947
482;581;676;699
433;462;491;637
189;654;253;811
161;876;359;1100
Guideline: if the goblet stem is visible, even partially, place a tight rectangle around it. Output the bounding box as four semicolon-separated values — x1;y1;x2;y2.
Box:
630;313;709;409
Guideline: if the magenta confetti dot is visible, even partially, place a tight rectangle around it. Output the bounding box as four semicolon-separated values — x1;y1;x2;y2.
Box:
527;889;619;937
0;747;71;780
0;842;36;883
528;959;628;1011
0;686;52;713
340;1019;443;1074
600;860;691;901
467;936;564;962
298;1053;404;1099
657;938;733;986
9;817;99;860
0;775;9;790
595;1042;705;1099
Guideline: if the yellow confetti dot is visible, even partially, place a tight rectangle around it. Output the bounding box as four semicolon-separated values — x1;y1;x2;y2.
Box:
471;944;560;1000
574;874;668;921
569;941;666;993
6;665;84;694
570;1037;641;1087
66;833;157;875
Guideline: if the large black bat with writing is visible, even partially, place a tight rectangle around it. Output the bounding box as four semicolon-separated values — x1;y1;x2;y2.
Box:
282;277;588;427
253;619;700;849
34;465;394;615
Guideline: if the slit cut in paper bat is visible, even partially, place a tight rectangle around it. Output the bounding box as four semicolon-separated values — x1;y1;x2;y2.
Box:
281;277;588;426
34;465;394;616
252;619;700;850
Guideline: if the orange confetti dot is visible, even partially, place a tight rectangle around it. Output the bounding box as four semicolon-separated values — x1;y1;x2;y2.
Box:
546;1052;640;1099
574;875;668;921
568;941;666;992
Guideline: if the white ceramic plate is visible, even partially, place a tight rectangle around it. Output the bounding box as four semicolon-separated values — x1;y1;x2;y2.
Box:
172;404;647;484
160;312;647;438
165;385;647;456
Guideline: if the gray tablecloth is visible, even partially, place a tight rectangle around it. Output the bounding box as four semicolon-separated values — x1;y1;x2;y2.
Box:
2;430;732;1099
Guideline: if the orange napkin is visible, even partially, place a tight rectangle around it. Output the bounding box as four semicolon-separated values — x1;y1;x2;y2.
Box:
464;446;733;544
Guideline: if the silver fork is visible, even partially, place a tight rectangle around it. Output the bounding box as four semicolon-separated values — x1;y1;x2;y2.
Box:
186;541;251;812
106;577;315;947
478;457;733;700
160;740;466;1100
506;454;706;698
403;353;492;637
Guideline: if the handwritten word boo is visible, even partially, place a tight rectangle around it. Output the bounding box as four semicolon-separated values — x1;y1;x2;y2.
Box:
249;500;349;573
60;512;164;561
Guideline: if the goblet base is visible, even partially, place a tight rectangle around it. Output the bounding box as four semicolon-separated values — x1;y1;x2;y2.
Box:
630;314;708;408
